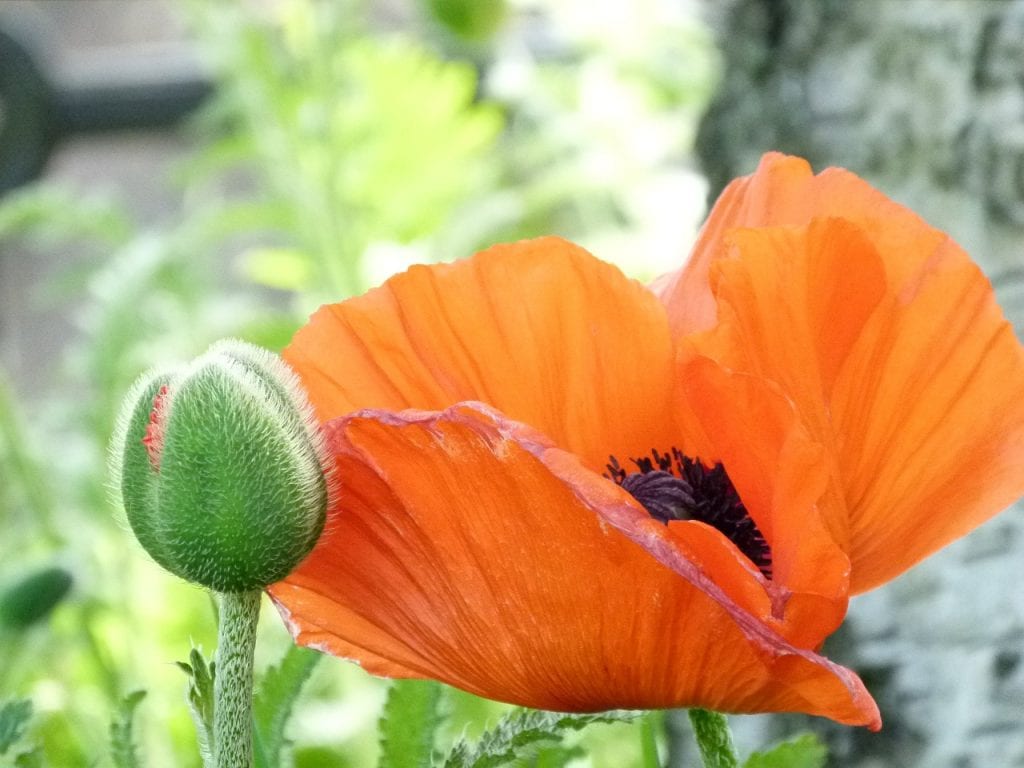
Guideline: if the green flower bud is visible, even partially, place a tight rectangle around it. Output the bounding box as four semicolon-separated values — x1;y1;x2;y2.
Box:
0;565;73;630
110;340;333;593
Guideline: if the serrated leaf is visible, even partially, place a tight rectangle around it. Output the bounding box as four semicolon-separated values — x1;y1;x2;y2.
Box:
377;680;444;768
0;700;32;755
179;647;216;768
442;709;638;768
743;733;827;768
109;690;146;768
252;645;321;768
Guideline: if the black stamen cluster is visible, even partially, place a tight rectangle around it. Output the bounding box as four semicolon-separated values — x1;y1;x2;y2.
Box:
606;448;772;579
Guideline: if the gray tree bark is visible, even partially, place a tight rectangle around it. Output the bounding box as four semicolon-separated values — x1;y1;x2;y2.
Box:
679;2;1024;767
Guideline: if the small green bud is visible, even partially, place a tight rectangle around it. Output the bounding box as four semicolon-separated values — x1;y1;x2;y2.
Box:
0;565;73;630
110;340;333;592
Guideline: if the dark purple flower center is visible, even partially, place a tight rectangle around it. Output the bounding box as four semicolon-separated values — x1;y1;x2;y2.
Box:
606;448;772;579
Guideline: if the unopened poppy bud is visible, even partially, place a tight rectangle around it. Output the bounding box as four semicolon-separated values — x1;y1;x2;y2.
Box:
110;340;333;592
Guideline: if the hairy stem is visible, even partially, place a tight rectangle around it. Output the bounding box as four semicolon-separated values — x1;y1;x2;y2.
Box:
214;590;261;768
688;709;739;768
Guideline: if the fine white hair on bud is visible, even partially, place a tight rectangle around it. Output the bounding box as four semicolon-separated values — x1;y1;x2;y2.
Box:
109;365;176;492
205;339;338;509
109;340;335;592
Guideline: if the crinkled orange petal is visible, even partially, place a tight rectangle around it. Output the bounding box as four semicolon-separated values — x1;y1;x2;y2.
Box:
270;403;880;727
285;236;678;470
831;242;1024;591
691;217;1024;593
671;355;851;649
694;218;888;552
656;152;949;336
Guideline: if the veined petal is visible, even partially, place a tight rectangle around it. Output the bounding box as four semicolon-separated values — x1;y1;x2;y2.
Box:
672;355;851;648
833;244;1024;591
656;152;948;336
692;217;1024;593
697;218;887;551
270;403;880;727
285;237;678;470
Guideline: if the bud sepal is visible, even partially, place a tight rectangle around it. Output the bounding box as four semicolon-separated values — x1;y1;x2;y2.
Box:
110;340;333;592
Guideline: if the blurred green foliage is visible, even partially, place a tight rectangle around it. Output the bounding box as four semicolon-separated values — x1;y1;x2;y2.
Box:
0;0;717;765
424;0;507;42
188;0;505;305
0;567;72;631
743;734;828;768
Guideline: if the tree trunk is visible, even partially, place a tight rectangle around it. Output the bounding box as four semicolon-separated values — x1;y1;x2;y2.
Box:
682;2;1024;767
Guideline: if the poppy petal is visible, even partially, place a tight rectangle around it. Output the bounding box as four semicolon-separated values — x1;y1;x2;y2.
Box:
832;242;1024;591
672;355;852;648
692;217;1024;593
656;152;948;337
270;403;880;727
284;236;678;470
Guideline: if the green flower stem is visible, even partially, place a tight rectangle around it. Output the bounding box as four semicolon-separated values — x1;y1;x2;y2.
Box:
214;590;261;768
639;712;661;768
688;709;740;768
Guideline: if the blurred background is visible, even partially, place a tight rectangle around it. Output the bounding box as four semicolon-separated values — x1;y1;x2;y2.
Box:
0;1;1021;766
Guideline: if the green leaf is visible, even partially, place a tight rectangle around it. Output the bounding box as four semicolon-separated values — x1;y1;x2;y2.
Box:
377;680;444;768
442;709;639;768
252;644;321;768
743;733;828;768
109;690;146;768
0;700;32;755
178;647;216;768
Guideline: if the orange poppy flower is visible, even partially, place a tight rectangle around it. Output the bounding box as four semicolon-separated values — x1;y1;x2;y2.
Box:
267;245;879;725
267;154;1020;728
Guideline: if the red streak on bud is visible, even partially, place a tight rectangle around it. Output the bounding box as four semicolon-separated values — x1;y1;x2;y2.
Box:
141;385;170;471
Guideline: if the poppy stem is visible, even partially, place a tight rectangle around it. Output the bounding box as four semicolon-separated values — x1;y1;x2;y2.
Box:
639;712;662;767
214;589;261;768
687;708;739;768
